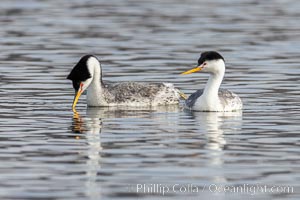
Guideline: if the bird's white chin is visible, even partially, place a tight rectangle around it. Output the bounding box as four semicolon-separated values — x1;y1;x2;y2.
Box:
81;78;93;92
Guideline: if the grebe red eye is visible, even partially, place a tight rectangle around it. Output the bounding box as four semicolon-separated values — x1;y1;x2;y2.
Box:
79;83;84;92
203;63;207;66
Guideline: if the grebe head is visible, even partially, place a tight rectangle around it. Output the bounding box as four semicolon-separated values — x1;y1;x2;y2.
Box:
182;51;225;75
67;55;101;111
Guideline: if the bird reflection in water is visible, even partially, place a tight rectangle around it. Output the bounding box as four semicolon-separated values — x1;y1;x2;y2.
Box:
190;111;242;150
71;109;103;199
70;106;180;199
188;110;243;185
72;110;87;135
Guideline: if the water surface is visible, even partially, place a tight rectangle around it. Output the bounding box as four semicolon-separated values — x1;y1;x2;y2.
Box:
0;0;299;199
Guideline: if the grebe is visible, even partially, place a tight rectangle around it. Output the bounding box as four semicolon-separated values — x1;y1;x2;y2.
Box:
67;55;183;111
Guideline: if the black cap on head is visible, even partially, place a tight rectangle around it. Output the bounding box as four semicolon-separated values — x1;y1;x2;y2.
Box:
67;55;95;81
67;55;95;91
198;51;224;66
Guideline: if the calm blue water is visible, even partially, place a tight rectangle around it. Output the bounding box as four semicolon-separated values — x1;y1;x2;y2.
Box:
0;0;299;199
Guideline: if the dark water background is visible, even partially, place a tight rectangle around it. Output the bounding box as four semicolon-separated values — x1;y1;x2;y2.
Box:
0;0;299;199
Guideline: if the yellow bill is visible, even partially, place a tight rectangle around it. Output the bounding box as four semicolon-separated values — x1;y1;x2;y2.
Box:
179;91;188;100
72;91;82;112
181;66;202;75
